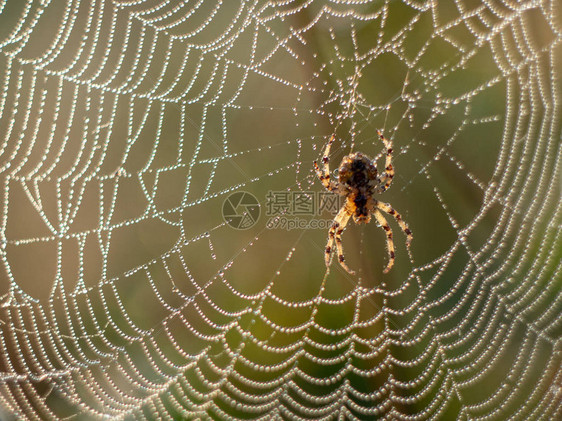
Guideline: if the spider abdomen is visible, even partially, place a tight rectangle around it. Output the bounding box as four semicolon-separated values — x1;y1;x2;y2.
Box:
338;153;377;189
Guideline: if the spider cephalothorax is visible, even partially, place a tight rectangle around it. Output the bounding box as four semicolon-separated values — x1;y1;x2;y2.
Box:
314;131;412;274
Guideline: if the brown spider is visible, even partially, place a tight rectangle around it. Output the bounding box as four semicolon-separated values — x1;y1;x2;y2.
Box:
314;130;412;274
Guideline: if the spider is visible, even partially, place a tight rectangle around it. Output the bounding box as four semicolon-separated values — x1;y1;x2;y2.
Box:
314;130;412;274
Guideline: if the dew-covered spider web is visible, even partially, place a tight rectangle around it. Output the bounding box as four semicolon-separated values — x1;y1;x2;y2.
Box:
0;0;561;419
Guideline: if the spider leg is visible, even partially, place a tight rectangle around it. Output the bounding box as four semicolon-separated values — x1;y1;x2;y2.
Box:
376;130;394;192
314;134;340;192
321;134;335;173
372;209;395;273
374;200;413;248
314;161;340;192
325;206;354;274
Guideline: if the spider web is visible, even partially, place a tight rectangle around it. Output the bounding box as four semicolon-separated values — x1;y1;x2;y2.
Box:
0;0;560;419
